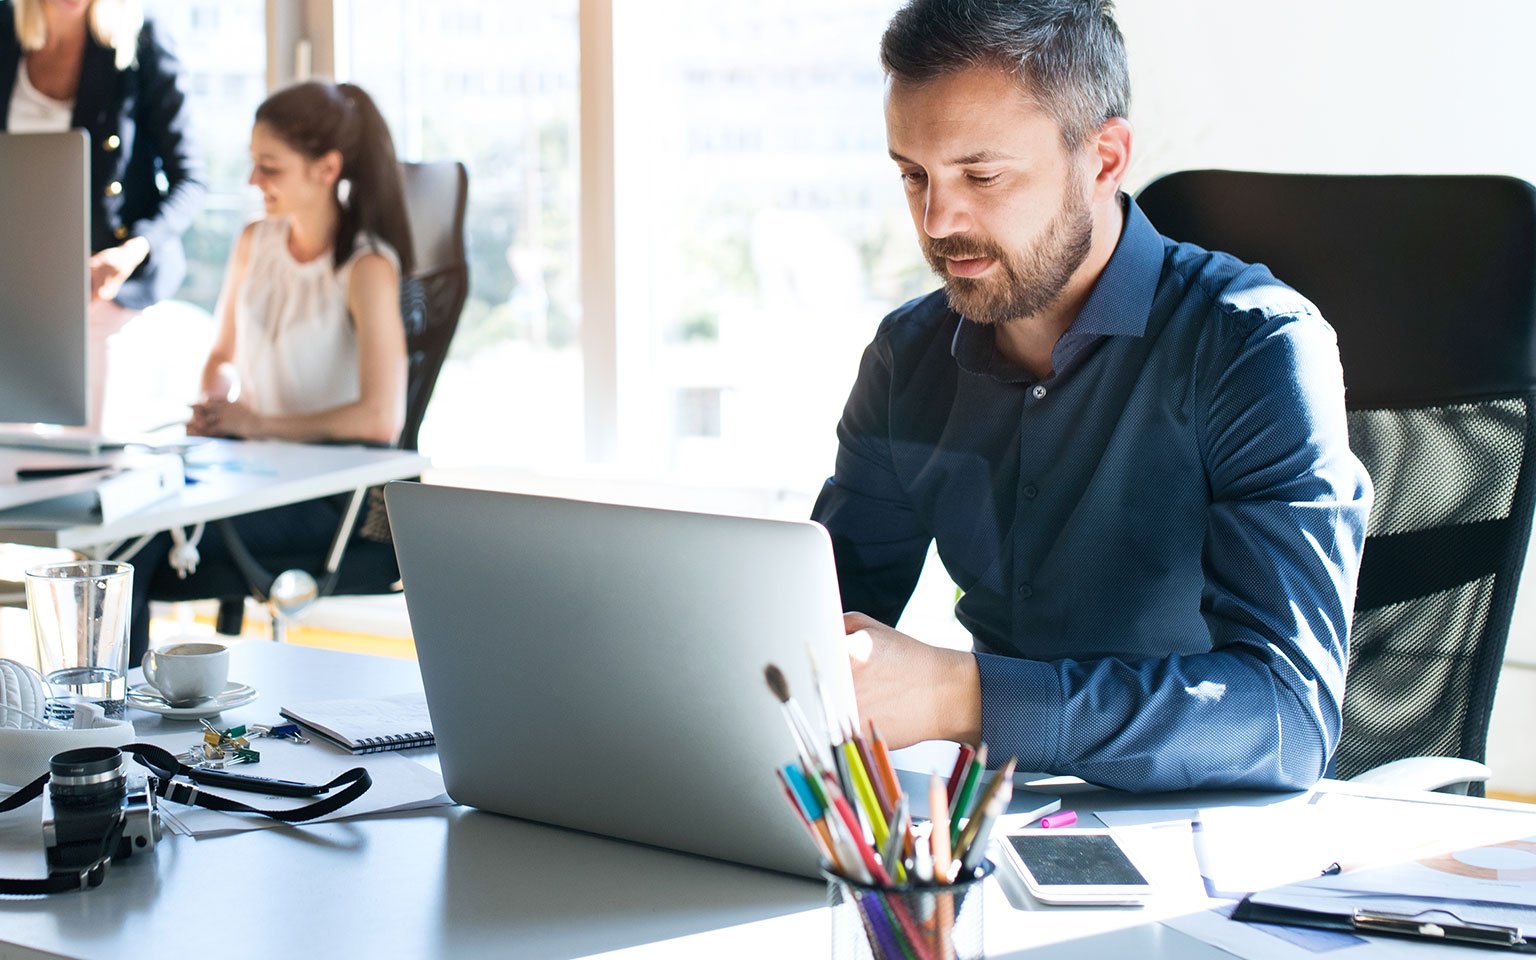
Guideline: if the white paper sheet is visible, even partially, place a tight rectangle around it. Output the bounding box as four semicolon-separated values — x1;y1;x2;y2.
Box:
132;730;451;837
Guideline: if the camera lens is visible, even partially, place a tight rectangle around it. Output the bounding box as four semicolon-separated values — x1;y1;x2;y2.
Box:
48;746;125;807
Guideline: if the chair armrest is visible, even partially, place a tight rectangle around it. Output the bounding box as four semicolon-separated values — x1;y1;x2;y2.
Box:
1349;756;1492;795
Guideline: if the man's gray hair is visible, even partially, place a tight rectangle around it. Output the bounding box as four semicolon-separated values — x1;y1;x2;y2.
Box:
880;0;1130;147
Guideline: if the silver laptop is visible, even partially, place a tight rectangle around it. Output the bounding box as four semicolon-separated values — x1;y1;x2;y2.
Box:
0;131;90;428
386;481;863;877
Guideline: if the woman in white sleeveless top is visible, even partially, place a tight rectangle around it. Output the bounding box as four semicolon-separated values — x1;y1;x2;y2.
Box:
190;80;412;442
130;80;414;658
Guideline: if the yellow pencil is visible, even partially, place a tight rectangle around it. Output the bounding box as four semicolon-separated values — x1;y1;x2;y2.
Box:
842;739;891;852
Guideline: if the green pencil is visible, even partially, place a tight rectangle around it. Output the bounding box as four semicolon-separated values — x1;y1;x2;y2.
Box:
949;743;987;848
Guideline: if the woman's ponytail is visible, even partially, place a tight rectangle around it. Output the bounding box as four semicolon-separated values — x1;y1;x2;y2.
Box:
334;83;414;277
254;80;415;276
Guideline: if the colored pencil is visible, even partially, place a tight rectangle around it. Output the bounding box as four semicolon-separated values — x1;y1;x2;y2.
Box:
959;778;1011;873
953;756;1016;861
843;739;891;854
945;743;975;804
867;721;904;818
949;743;987;847
776;767;838;867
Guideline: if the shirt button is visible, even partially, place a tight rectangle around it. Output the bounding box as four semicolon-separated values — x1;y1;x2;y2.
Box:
1030;384;1047;400
1017;582;1033;599
104;134;121;151
105;181;123;197
1022;484;1038;499
113;225;129;240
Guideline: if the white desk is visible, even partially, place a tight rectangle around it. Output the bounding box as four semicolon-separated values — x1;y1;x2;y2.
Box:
0;642;1532;960
0;439;428;554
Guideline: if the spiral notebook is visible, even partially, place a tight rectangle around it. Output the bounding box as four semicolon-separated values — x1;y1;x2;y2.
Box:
279;692;435;754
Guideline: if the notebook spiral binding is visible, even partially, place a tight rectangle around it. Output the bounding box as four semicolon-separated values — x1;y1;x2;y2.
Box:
355;732;435;754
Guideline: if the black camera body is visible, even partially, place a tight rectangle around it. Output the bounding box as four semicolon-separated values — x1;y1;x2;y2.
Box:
40;747;160;881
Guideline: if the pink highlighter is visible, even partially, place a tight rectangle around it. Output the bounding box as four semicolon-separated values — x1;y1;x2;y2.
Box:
1039;809;1078;829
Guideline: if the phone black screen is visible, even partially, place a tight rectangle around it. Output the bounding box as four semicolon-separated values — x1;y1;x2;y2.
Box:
1007;834;1148;886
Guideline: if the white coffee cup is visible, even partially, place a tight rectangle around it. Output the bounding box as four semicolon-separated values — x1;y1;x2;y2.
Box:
141;641;229;703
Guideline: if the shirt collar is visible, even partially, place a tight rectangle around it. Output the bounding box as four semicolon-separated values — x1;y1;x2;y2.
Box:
951;194;1165;377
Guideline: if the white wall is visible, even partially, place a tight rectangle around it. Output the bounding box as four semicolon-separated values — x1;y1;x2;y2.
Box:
1116;0;1536;793
1117;0;1536;191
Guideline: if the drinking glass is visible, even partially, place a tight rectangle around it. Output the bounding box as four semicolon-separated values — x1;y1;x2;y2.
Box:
26;561;133;720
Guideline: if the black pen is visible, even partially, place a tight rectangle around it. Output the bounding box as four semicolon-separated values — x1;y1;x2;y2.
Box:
186;767;329;797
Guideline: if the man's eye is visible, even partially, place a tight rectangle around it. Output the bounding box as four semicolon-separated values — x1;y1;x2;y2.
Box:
967;173;1000;186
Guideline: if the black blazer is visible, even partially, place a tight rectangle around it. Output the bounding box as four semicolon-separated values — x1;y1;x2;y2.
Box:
0;6;205;309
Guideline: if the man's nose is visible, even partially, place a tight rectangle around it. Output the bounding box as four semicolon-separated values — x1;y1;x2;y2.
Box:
923;182;970;239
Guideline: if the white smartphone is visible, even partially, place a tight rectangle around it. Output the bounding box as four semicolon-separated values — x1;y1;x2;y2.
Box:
1000;829;1152;906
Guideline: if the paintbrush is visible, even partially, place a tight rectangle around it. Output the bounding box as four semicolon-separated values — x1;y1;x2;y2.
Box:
765;663;831;775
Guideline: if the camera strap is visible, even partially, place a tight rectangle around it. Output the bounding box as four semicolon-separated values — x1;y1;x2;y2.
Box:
0;768;122;894
122;743;374;822
0;743;374;895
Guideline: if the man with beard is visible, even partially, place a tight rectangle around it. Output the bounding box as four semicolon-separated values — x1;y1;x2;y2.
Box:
811;0;1373;792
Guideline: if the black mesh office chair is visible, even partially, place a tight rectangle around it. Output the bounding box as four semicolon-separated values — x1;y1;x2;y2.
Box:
1136;171;1536;796
198;160;470;635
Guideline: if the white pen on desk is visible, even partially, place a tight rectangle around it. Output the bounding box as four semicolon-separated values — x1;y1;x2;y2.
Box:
1190;818;1251;901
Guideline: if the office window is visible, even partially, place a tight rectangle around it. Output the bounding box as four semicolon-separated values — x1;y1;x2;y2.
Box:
340;0;584;468
609;1;930;497
142;0;267;312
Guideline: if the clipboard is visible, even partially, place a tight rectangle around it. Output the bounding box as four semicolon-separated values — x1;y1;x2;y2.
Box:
1233;896;1536;951
1230;833;1536;952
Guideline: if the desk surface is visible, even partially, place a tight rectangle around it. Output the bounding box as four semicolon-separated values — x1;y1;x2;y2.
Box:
0;439;427;551
0;642;1531;960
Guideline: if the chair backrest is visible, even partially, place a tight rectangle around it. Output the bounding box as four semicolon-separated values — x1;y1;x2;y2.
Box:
397;160;470;452
1136;171;1536;790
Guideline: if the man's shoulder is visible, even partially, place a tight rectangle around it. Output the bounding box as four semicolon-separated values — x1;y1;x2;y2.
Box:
1163;238;1323;330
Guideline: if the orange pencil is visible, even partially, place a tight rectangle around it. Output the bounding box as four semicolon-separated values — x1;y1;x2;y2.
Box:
868;721;904;818
928;773;956;957
928;773;954;884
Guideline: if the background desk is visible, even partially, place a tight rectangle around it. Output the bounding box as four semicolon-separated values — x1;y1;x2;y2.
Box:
0;439;428;554
0;643;1531;960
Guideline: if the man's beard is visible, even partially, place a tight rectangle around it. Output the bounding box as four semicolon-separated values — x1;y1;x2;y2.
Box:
923;178;1094;325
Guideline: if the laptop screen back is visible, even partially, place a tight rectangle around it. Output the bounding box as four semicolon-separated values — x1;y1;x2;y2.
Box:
386;481;858;877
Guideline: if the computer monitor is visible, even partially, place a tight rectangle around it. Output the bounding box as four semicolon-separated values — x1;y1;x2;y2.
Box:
0;130;89;426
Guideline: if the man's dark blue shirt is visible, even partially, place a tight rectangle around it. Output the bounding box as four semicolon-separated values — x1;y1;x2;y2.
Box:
812;196;1372;792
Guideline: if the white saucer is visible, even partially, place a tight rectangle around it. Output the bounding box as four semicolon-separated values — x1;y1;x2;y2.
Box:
126;681;258;719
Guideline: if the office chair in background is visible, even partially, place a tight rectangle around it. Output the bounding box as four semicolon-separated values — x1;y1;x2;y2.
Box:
200;159;471;637
1137;171;1536;796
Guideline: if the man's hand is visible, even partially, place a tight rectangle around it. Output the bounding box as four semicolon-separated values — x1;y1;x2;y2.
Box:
88;237;150;302
843;611;981;750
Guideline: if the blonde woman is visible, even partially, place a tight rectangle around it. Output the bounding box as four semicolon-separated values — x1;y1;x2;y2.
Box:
0;0;205;428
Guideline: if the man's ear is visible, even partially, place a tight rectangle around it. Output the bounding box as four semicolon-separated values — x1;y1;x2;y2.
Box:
1088;117;1133;201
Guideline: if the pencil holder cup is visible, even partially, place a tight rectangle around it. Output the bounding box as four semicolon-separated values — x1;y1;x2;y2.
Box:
824;860;993;960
